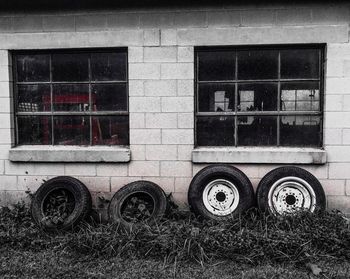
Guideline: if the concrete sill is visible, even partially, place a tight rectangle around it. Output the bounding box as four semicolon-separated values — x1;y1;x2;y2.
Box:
192;147;327;164
9;145;130;162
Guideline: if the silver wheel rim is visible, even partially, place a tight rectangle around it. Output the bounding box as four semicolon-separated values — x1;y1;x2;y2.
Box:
202;179;239;216
268;176;317;215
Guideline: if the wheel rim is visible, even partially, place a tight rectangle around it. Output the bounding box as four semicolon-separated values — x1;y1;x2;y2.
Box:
202;179;239;216
267;176;317;215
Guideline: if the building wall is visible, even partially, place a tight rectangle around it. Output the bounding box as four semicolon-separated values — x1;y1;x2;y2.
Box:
0;3;350;215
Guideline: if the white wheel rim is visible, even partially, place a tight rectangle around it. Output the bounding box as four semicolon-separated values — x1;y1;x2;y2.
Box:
268;176;317;215
202;179;239;216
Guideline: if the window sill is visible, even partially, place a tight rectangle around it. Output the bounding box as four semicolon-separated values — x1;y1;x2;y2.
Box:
192;147;327;164
9;145;130;163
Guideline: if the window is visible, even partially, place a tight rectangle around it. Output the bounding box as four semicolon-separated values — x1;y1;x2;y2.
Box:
13;49;129;146
195;46;324;147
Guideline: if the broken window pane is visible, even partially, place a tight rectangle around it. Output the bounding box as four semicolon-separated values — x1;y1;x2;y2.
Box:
92;84;127;111
53;116;90;145
17;84;51;112
280;116;321;146
17;116;51;145
198;83;235;112
196;116;235;146
238;83;278;112
52;53;89;81
16;54;50;82
198;51;235;81
92;116;129;145
91;52;127;81
52;84;90;112
237;116;277;146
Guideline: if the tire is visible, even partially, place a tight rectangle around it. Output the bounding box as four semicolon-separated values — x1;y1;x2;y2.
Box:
109;181;167;228
188;165;255;221
31;176;92;231
256;166;326;216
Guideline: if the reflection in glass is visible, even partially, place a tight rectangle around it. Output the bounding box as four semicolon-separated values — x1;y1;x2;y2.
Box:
198;83;234;112
237;116;277;146
53;84;89;112
280;116;321;146
91;52;127;81
16;55;50;82
92;84;127;111
198;51;235;81
52;53;89;81
17;116;51;145
17;85;50;112
196;116;234;146
281;82;320;111
92;116;129;145
54;116;90;145
238;83;277;112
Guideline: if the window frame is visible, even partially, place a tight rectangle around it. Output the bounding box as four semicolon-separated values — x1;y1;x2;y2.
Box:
194;44;325;148
12;47;129;146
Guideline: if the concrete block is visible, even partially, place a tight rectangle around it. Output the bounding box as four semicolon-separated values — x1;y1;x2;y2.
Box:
129;80;144;96
75;15;107;31
145;113;177;128
241;9;275;26
0;50;9;66
326;146;350;162
0;66;11;82
326;78;350;94
170;192;188;209
0;97;12;113
3;191;30;206
178;113;194;128
160;161;192;177
64;163;96;176
107;13;139;29
346;180;350;195
325;95;343;111
0;145;10;160
177;145;193;161
327;196;350;213
192;164;209;176
174;12;207;28
343;61;350;77
130;113;145;128
0;114;12;129
343;95;350;111
161;97;194;112
161;63;194;79
128;47;143;63
0;17;13;33
128;161;159;177
144;47;177;63
325;112;350;128
0;129;12;144
77;176;110;192
312;6;349;25
5;160;65;176
324;128;342;145
297;165;329;179
42;16;75;32
174;177;191;192
177;80;194;96
129;97;161;112
144;29;160;46
96;164;128;177
178;47;194;62
0;82;10;98
144;80;177;97
13;16;43;32
320;179;345;196
327;44;350;60
111;176;142;192
342;129;350;144
17;176;48;192
129;63;160;79
130;145;146;161
161;29;177;46
162;129;194;144
130;129;161;144
326;59;344;77
276;9;312;25
0;160;4;174
143;176;175;193
207;10;241;27
329;163;350;179
145;145;178;161
140;13;174;28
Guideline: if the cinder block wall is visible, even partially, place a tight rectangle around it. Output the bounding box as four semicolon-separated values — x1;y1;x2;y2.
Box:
0;3;350;215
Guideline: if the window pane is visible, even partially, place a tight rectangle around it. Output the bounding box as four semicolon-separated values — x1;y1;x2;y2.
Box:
238;83;277;112
17;84;50;112
198;51;235;81
196;116;234;146
281;82;320;111
17;116;51;145
52;53;89;81
198;83;235;112
281;49;320;79
92;116;129;145
92;84;127;111
16;55;50;82
53;116;90;145
280;116;321;146
238;50;278;80
91;52;127;81
53;84;89;112
237;116;277;146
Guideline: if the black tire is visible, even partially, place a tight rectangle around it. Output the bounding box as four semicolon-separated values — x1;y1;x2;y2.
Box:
256;166;326;215
109;180;167;228
188;165;255;221
31;176;92;231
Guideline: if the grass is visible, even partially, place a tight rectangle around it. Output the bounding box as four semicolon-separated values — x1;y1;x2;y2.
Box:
1;203;350;278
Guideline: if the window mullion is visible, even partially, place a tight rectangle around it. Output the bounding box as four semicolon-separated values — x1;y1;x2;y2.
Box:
88;54;93;146
234;51;238;147
277;51;281;146
50;53;54;145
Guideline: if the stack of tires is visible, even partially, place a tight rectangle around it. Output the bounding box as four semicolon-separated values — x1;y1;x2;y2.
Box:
30;165;326;231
